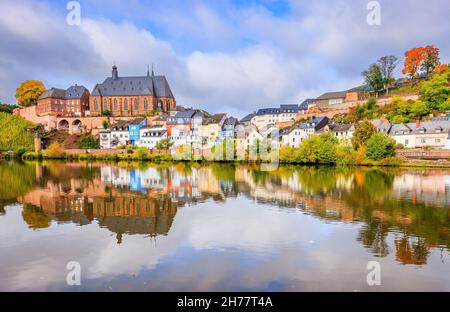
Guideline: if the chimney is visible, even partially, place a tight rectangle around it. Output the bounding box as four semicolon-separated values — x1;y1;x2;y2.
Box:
416;120;421;129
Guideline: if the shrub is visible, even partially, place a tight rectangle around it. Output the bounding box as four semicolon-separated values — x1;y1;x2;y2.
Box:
136;147;150;160
44;142;65;158
365;132;396;161
377;157;403;166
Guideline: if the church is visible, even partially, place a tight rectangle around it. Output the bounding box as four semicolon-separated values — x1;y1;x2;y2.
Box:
89;65;176;117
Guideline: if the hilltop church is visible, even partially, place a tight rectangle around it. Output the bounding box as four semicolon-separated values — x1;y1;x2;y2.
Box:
89;65;176;117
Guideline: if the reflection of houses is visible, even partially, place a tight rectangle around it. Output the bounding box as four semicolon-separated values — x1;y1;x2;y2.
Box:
393;171;450;205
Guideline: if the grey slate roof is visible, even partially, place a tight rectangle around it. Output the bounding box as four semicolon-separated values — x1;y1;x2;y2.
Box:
256;105;299;116
91;67;174;98
223;117;238;127
202;113;226;125
129;118;146;125
38;88;66;100
330;123;354;132
406;120;450;135
65;85;87;99
240;113;254;123
316;91;347;100
300;116;329;130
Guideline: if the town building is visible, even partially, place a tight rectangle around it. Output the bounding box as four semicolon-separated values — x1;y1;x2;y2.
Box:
89;65;176;117
221;117;238;141
315;91;347;109
330;123;355;143
281;125;306;148
36;85;90;117
299;116;330;138
99;120;131;149
390;119;450;149
128;118;147;144
138;125;167;149
371;118;393;133
251;105;300;129
199;113;227;147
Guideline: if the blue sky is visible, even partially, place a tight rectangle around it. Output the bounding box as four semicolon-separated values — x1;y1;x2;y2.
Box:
1;0;449;117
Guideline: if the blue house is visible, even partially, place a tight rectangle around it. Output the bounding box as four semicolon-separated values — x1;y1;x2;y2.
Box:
128;118;147;144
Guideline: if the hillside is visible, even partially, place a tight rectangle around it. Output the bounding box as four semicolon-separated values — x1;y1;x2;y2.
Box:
0;112;35;152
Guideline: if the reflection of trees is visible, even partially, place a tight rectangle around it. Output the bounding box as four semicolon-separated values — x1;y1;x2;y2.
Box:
21;204;52;229
395;234;430;265
0;161;36;200
357;220;390;257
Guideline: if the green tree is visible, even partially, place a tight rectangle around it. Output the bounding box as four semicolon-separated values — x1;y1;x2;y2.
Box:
351;120;376;150
0;103;18;114
362;64;384;97
365;132;396;161
410;100;430;119
15;80;45;107
102;120;109;129
78;133;99;149
378;56;399;95
421;72;450;110
155;138;173;150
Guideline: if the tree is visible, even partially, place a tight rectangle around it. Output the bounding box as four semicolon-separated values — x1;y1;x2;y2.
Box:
102;120;109;129
155;138;173;150
410;100;430;119
378;56;399;95
402;46;441;78
402;47;425;78
435;64;449;75
15;80;45;107
362;64;384;97
421;71;450;110
78;133;99;149
421;45;440;76
351;120;376;150
365;132;396;161
295;132;338;164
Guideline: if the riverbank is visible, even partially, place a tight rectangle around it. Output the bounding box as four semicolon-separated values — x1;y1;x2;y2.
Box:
3;150;450;169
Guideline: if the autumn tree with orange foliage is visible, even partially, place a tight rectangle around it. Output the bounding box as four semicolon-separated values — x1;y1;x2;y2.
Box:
402;45;441;78
434;64;449;74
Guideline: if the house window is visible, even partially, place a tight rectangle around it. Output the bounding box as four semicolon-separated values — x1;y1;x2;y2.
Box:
421;139;426;144
124;99;129;111
436;139;441;143
405;139;409;146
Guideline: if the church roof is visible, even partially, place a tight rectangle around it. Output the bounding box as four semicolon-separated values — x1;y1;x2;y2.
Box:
91;66;174;98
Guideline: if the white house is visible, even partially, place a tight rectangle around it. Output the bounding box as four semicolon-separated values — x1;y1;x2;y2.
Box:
99;120;130;149
281;126;306;148
137;125;167;149
330;123;355;144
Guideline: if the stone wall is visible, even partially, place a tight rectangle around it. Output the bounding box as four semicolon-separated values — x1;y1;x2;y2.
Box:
397;149;450;160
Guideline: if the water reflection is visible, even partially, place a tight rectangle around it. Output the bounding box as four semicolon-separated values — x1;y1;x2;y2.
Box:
0;160;449;290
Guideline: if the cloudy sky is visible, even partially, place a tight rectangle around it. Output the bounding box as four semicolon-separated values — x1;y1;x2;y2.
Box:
0;0;449;117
